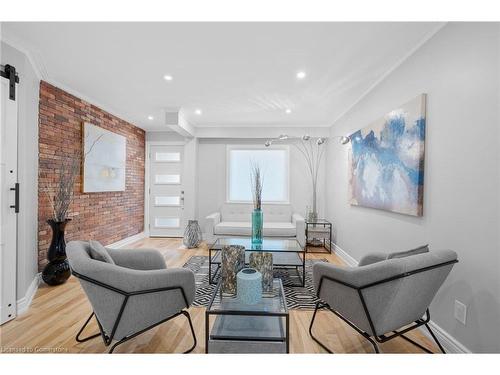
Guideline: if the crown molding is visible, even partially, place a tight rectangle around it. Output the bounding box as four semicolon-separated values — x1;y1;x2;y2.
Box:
41;77;141;128
1;34;47;80
2;31;142;129
330;22;447;127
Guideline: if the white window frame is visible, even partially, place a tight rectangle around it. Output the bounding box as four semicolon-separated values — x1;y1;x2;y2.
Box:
226;144;290;205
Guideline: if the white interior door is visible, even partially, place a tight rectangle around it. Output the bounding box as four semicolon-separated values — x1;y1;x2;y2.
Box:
149;144;185;237
0;71;19;325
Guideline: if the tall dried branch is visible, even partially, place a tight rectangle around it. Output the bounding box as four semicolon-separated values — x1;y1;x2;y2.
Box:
250;161;263;210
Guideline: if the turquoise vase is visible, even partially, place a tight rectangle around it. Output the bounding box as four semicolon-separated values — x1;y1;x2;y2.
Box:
251;209;263;245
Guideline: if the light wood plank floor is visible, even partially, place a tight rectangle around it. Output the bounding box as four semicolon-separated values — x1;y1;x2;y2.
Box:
0;238;438;354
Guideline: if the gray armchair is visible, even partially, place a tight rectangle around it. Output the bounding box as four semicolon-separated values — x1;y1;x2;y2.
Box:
310;249;458;353
66;241;197;353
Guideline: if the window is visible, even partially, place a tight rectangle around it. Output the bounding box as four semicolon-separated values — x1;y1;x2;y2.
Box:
227;146;289;203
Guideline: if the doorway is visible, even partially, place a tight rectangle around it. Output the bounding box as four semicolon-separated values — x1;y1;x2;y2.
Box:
148;143;186;237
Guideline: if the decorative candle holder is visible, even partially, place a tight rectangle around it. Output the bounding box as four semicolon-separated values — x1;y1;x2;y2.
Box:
249;252;273;293
237;268;262;305
221;245;245;295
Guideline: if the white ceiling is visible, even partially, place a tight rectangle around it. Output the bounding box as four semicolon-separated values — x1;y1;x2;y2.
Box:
2;22;443;131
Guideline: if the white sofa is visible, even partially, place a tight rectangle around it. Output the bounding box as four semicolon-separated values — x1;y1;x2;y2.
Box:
205;203;305;246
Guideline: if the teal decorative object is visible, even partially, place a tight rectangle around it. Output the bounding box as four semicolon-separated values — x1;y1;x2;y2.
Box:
251;209;263;245
237;268;262;305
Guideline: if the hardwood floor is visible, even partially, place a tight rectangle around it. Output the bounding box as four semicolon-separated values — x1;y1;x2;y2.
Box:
0;238;438;354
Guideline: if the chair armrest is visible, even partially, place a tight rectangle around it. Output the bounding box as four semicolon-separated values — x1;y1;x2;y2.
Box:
312;261;406;335
292;213;305;247
358;252;387;267
205;212;221;235
83;262;196;306
106;248;167;270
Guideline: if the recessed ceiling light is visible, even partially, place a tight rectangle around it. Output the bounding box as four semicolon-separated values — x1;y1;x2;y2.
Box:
195;109;202;115
296;71;306;80
285;108;292;114
163;74;173;81
147;115;154;120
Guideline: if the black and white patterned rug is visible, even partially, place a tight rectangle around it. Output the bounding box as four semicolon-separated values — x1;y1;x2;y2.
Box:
182;256;327;310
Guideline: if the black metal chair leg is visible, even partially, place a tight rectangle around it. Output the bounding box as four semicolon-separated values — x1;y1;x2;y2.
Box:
365;336;380;353
76;313;102;343
181;310;197;354
425;323;446;353
108;310;197;354
309;302;334;353
309;302;382;354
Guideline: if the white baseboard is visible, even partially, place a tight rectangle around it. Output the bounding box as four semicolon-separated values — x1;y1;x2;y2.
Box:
330;241;358;267
16;273;41;315
419;320;471;353
329;240;470;353
107;231;146;249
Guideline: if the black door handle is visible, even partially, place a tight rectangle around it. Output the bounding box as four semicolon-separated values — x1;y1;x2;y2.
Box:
9;182;19;213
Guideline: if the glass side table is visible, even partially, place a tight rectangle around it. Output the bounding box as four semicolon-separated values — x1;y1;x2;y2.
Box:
305;219;332;254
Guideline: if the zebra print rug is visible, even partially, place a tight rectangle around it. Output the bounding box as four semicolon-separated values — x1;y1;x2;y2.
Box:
182;256;328;310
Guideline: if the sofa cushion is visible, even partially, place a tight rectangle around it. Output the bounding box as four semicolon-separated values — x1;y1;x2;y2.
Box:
220;204;292;223
88;240;115;264
214;221;296;237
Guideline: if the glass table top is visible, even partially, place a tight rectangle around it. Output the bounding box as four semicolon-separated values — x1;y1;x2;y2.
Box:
207;278;287;315
210;237;303;253
305;219;332;224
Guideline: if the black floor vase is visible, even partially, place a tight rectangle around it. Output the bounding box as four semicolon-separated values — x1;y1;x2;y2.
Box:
41;219;72;286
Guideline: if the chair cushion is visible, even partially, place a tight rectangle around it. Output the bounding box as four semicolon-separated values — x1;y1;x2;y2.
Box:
88;240;115;264
387;244;429;259
214;221;296;237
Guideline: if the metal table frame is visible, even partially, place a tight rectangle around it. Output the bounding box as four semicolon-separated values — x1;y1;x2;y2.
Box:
205;278;290;354
208;237;306;287
305;219;332;254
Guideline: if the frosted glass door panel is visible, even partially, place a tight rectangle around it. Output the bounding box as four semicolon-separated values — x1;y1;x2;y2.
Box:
155;196;181;206
155;152;181;162
154;217;180;228
155;174;181;184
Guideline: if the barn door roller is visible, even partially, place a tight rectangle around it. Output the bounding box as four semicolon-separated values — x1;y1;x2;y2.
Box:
0;64;19;100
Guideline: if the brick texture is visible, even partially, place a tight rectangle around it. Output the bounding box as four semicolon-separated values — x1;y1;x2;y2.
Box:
38;81;145;270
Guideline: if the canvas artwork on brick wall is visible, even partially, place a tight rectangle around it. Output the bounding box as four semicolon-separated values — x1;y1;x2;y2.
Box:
38;81;145;270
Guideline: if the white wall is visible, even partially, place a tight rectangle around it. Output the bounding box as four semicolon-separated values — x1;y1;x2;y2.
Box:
197;138;326;230
325;23;500;352
1;41;40;308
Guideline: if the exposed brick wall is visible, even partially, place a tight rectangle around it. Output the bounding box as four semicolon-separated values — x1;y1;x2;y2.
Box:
38;81;145;270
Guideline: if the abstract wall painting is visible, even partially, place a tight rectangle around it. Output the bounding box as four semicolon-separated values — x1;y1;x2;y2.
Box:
349;94;426;216
83;122;126;192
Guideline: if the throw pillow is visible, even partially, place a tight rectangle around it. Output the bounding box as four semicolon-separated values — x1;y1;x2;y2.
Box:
387;244;429;259
89;240;115;264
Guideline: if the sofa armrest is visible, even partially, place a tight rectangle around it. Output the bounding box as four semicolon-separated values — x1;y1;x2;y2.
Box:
292;213;305;247
106;248;167;270
205;212;221;236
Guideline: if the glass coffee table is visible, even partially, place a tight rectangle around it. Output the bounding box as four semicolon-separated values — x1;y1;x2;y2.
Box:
209;237;306;287
205;278;289;353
